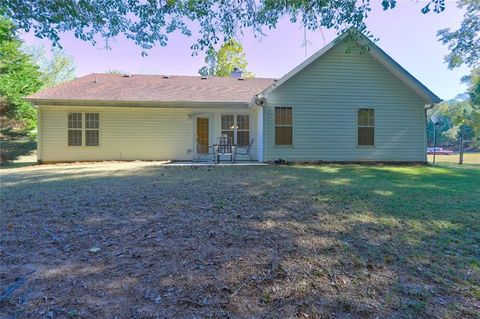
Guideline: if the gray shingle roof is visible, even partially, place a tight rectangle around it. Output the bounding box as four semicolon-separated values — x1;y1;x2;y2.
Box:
27;73;275;104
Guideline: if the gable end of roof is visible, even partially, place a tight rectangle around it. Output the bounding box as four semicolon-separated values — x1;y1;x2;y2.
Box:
260;28;442;105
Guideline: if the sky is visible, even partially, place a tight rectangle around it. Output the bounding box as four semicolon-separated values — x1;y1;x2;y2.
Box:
20;0;470;100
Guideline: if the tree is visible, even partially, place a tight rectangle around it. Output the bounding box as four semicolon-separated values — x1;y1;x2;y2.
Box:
428;97;480;148
199;39;253;77
0;17;42;133
436;1;479;149
199;48;217;77
462;67;480;107
437;0;479;69
105;69;128;75
25;45;76;88
0;0;446;54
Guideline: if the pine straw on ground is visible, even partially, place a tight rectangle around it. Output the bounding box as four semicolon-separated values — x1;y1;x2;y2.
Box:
1;163;479;318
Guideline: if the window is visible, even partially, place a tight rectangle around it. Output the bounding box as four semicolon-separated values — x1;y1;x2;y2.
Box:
85;113;99;146
275;107;292;145
221;115;235;143
67;112;99;146
358;108;374;145
221;114;250;146
68;113;82;146
236;115;250;146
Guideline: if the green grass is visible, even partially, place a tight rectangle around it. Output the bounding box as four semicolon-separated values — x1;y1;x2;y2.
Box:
1;162;479;318
282;163;480;316
428;152;480;168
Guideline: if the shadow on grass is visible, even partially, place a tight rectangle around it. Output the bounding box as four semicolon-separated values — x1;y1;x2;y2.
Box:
1;164;479;318
0;139;36;164
0;162;38;170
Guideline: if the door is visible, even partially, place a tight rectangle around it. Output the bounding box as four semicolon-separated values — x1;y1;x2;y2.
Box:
196;117;209;154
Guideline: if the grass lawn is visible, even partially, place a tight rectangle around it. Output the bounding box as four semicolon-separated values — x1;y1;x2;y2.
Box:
427;152;480;167
1;162;479;318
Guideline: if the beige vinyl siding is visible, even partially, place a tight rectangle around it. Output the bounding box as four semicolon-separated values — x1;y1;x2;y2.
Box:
264;41;426;162
38;106;258;162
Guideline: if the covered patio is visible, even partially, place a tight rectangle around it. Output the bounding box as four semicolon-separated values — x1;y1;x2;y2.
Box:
190;106;264;163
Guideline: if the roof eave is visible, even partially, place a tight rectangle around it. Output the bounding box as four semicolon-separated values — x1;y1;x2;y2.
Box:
366;40;442;104
27;98;250;108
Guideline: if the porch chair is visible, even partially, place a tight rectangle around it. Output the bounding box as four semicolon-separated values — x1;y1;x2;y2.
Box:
214;136;237;164
236;138;255;161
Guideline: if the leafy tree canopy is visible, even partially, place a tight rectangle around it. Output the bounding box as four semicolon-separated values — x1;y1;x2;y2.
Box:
0;17;42;132
25;45;76;88
461;67;480;107
0;0;445;54
428;95;480;148
105;69;128;74
1;18;76;135
199;39;253;77
438;0;479;69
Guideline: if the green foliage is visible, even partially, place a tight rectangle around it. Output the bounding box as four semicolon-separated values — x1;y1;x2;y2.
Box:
428;97;480;148
0;18;76;137
0;0;445;53
437;0;479;69
199;48;218;77
0;17;42;132
24;45;76;88
105;69;128;74
462;67;480;107
198;39;254;77
427;68;480;149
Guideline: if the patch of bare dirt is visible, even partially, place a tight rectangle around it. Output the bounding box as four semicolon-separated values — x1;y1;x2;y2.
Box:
1;164;478;318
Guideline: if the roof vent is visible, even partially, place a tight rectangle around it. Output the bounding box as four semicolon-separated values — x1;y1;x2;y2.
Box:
200;76;208;80
273;79;278;82
238;77;245;81
163;75;170;79
123;74;132;77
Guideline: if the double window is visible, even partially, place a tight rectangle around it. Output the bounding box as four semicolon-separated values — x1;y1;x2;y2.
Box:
68;112;99;146
275;107;293;145
221;114;249;146
358;108;374;145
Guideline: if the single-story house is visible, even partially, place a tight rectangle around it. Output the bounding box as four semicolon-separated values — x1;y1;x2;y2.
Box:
27;29;441;163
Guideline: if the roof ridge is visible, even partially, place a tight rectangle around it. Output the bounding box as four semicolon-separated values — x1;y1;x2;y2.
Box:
90;73;276;80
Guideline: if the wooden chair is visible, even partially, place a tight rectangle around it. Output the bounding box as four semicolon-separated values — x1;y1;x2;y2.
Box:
236;138;255;161
214;136;237;164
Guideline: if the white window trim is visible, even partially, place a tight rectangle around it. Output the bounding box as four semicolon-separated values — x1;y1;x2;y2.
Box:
357;107;375;147
67;112;100;147
221;114;250;146
67;112;83;147
274;106;294;146
85;112;100;147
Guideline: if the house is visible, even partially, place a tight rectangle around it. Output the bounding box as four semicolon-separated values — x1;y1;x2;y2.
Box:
27;29;441;163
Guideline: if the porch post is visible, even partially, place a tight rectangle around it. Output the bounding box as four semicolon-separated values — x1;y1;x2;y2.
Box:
257;106;264;162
